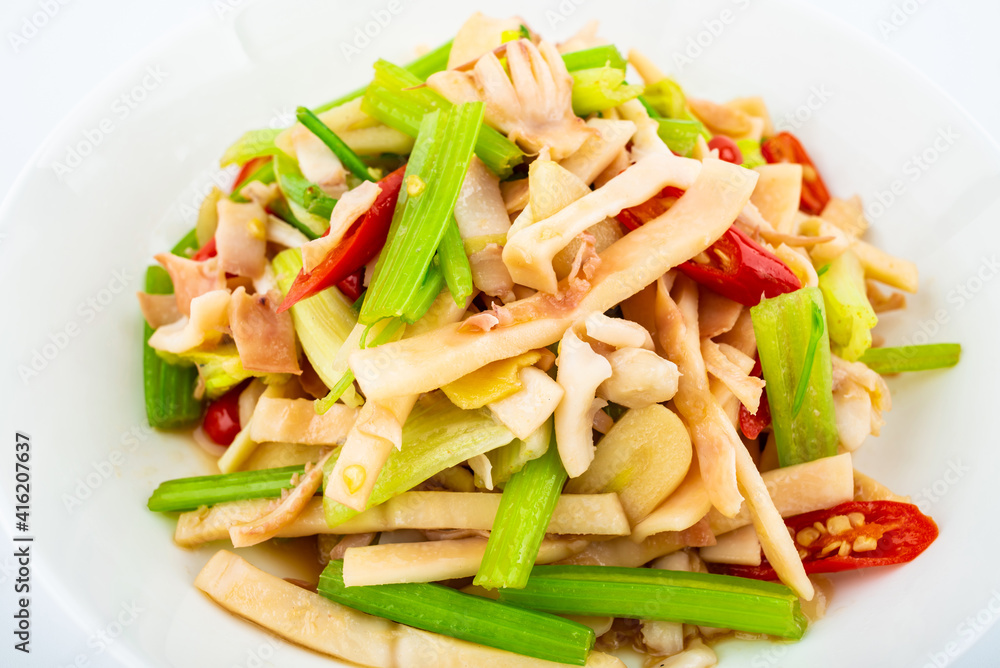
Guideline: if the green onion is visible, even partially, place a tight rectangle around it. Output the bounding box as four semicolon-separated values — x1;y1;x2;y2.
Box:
230;158;276;203
496;565;807;640
313;39;453;114
143;232;205;429
818;250;878;362
323;391;514;527
147;465;305;512
751;287;839;467
272;153;333;238
296;106;375;182
859;343;962;374
220;128;283;167
273;249;358;390
318;560;594;665
476;421;564;590
653;118;701;156
737;139;767;168
360;103;483;325
437;218;474;307
315;371;356;415
302;185;336;219
570;67;643;117
561;44;628;72
362;60;523;177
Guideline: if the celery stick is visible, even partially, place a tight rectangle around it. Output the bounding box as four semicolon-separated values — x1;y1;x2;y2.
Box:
562;45;627;72
497;565;807;640
157;344;282;400
362;60;523;177
313;39;454;114
360;103;483;324
147;465;306;512
273;153;334;237
273;249;357;389
818;250;878;362
402;261;445;323
487;422;551;486
642;79;711;139
654;118;701;156
438;218;473;307
737;139;767;169
318;560;594;666
570;67;643;116
323;392;514;527
220;128;283;167
143;241;204;428
296;107;375;182
230;159;276;203
751;287;839;467
476;421;565;590
859;343;961;374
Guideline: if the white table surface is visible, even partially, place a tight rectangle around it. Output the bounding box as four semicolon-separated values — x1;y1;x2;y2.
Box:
2;1;997;666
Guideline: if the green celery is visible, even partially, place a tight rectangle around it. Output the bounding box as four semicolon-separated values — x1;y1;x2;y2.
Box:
751;287;839;467
570;67;643;117
737;139;767;168
273;249;358;389
818;251;878;362
360;103;483;324
859;343;962;374
170;228;201;256
361;60;523;177
476;421;565;590
318;560;594;666
296;107;375;182
230;159;276;203
561;44;627;72
157;344;282;400
437;218;473;307
642;79;711;139
653;118;701;156
315;371;356;415
272;153;334;237
487;421;551;486
313;40;454;114
402;261;445;323
147;465;306;512
497;565;807;640
323;391;514;527
220;128;283;167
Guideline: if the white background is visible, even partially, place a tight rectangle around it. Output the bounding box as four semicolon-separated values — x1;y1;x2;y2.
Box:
1;0;997;666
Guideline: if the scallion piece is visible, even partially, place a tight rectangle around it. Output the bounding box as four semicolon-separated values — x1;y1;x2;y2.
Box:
859;343;962;374
751;287;838;467
272;153;334;237
318;560;595;666
359;103;483;325
362;60;523;177
437;218;474;307
475;421;564;590
148;465;305;512
561;44;627;72
496;565;807;640
296;106;375;182
570;67;643;117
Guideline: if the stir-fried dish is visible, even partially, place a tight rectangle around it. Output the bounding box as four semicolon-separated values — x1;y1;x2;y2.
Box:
140;13;961;667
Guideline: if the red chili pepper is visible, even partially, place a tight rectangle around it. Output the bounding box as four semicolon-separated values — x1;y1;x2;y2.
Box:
278;165;406;312
335;267;365;302
616;186;685;231
761;132;831;216
191;236;217;261
677;226;802;306
707;135;743;165
739;358;771;439
202;385;243;446
232;156;271;193
711;501;939;580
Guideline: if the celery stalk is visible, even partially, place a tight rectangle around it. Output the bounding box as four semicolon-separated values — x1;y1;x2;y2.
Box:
157;344;282;400
487;422;551;486
318;560;595;666
437;218;473;307
653;118;701;156
496;565;807;640
273;153;334;237
361;60;523;177
323;391;514;527
402;261;446;324
476;421;565;590
561;45;627;72
220;128;283;167
751;287;839;467
147;465;306;512
296;107;375;182
737;139;767;168
818;250;878;362
642;79;711;139
859;343;961;374
570;67;643;116
273;249;357;389
360;103;483;324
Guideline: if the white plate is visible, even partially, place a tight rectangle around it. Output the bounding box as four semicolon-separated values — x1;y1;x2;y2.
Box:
2;0;999;666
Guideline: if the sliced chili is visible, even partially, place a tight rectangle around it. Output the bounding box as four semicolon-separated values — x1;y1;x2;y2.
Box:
707;135;743;165
202;384;243;446
761;131;831;216
232;156;271;193
739;358;771;439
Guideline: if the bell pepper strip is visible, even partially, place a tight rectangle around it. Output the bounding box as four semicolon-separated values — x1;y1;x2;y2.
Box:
739;358;771;439
761;131;831;216
711;501;939;579
277;165;406;313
